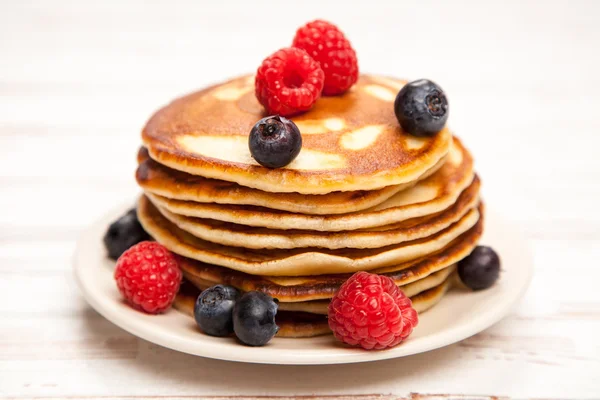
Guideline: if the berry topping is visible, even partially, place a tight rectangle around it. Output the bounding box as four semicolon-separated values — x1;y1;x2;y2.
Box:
458;246;501;290
255;47;324;116
249;115;302;168
194;285;240;337
292;20;359;95
114;241;182;314
233;292;279;346
103;208;150;260
328;271;418;350
394;79;449;137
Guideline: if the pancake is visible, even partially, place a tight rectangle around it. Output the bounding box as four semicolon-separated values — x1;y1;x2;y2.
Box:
276;273;455;315
173;277;452;338
149;176;479;249
138;195;483;276
137;147;445;215
186;265;457;314
145;137;473;230
406;275;452;313
175;216;481;302
142;75;452;194
277;269;455;314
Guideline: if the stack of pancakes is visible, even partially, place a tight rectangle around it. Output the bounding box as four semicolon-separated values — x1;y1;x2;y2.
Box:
136;75;484;338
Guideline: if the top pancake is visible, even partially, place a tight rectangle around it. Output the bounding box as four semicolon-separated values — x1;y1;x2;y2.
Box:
142;75;452;194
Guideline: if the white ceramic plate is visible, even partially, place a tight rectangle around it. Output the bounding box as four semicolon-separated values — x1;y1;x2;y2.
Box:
74;204;533;365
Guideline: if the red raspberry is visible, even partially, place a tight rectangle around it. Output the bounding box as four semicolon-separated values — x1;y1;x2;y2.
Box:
292;20;359;95
328;271;419;350
255;47;324;116
114;241;182;314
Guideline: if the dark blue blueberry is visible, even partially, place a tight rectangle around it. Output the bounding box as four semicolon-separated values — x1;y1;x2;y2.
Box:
249;115;302;168
233;292;279;346
103;208;150;260
458;246;501;290
394;79;449;137
194;285;240;337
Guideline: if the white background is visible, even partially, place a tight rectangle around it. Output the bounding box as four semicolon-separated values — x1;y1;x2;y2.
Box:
1;0;599;398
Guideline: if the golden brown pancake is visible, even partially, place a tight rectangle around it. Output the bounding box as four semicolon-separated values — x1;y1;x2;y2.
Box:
288;275;453;319
141;75;452;194
173;277;452;338
142;137;473;230
186;265;457;315
137;147;444;215
138;195;483;276
149;176;479;250
174;215;482;302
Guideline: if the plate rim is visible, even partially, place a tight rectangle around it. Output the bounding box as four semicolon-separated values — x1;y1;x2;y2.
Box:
74;203;533;365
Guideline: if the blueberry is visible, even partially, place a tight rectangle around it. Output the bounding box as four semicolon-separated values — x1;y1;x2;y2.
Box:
394;79;449;137
233;292;279;346
458;246;501;290
103;208;150;260
194;285;240;337
249;115;302;168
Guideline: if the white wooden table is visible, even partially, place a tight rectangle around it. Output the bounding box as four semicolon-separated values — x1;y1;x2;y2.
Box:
1;1;599;398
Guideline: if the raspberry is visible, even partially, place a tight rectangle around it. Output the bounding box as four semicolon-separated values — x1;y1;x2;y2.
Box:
114;241;182;314
255;47;324;116
328;271;418;350
292;20;359;95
